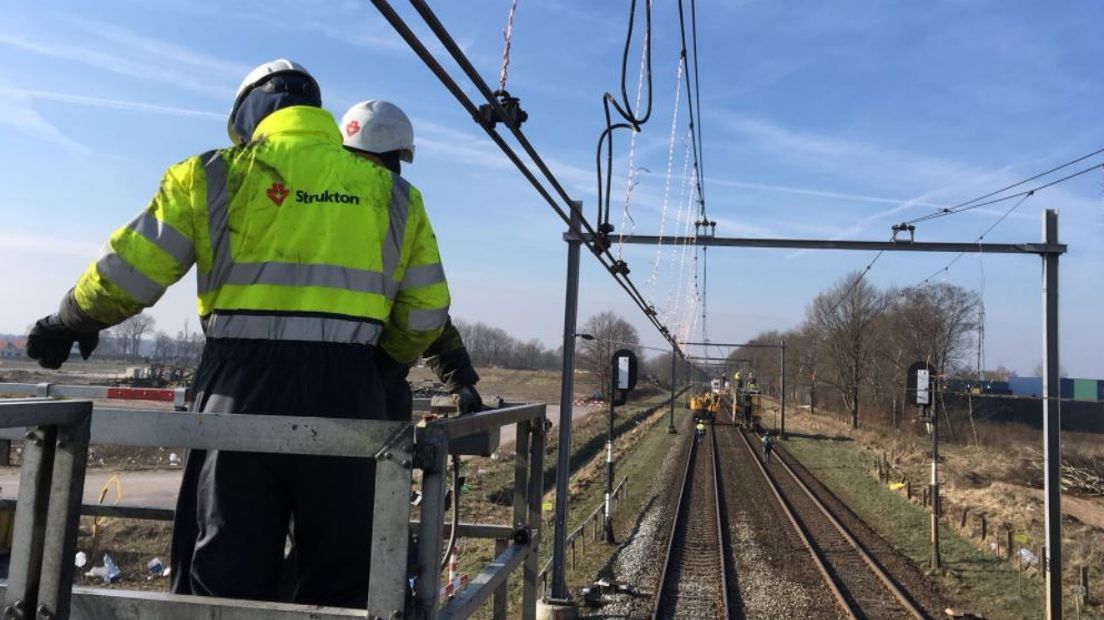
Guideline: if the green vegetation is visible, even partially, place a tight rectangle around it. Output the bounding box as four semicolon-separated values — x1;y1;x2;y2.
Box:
782;431;1099;619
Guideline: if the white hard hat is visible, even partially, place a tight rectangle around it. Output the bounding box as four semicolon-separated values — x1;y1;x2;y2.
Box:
340;100;415;163
228;59;316;143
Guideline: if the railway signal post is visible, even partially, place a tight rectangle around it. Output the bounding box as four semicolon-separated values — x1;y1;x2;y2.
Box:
605;349;637;543
908;360;941;570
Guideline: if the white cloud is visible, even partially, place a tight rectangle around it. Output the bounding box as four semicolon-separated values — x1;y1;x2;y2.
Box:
707;176;951;210
10;90;223;121
0;78;91;154
0;31;232;99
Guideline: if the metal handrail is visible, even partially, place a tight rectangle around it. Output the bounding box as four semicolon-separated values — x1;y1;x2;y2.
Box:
0;397;546;620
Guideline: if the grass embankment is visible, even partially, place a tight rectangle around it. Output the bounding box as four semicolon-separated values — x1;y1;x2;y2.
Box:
781;409;1101;619
456;388;687;618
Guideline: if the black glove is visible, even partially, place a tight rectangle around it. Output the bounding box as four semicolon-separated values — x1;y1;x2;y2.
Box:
26;314;99;370
453;385;483;415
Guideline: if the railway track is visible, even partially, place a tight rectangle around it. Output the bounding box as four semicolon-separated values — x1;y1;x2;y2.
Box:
653;424;733;619
737;427;926;619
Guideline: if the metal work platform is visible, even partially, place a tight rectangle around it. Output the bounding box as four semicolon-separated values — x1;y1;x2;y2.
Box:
0;393;546;619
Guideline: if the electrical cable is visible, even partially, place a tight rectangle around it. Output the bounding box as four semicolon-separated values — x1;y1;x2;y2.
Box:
905;157;1104;226
921;191;1034;283
440;454;462;571
596;0;654;230
676;0;706;220
376;0;685;355
688;0;705;208
617;29;653;260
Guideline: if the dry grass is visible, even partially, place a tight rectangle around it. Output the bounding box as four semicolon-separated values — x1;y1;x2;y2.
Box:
776;400;1104;613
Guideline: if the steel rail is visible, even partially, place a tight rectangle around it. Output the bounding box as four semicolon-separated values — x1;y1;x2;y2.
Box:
652;430;696;618
771;441;926;619
735;428;855;620
709;425;733;617
652;426;731;619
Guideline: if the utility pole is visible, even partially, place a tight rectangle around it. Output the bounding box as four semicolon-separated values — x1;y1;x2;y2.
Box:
604;372;616;543
779;340;787;439
1042;209;1062;619
550;203;582;602
929;398;941;571
668;345;677;433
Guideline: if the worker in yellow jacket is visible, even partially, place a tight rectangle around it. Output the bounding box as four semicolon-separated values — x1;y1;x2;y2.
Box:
26;59;449;607
340;100;481;416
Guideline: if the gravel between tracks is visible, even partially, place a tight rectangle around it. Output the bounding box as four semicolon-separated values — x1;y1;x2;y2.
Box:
715;425;843;619
589;417;692;618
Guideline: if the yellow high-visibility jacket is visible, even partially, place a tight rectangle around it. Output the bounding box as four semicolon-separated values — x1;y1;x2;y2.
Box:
70;106;449;363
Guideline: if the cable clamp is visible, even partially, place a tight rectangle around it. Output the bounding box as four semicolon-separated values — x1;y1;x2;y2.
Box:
591;223;614;255
891;223;916;242
476;89;529;129
611;260;630;276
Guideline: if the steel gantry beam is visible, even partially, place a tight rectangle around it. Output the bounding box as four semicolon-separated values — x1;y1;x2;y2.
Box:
598;234;1066;255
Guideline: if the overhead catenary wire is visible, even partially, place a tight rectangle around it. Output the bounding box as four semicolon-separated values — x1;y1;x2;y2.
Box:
645;53;687;297
831;151;1101;315
676;0;706;220
375;0;685;353
688;0;705;210
905;153;1104;226
922;191;1034;283
666;137;696;328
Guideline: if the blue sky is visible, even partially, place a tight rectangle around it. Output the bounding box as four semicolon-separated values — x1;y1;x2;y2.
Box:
2;1;1103;377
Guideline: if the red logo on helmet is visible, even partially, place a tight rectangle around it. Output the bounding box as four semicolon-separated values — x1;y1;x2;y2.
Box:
266;183;290;206
345;119;361;137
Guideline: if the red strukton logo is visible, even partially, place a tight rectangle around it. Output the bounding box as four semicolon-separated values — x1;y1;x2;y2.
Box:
345;119;361;137
266;182;290;206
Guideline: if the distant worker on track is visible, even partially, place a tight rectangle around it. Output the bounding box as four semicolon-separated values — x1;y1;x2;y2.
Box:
26;59;450;607
695;420;706;445
761;432;774;464
340;100;480;416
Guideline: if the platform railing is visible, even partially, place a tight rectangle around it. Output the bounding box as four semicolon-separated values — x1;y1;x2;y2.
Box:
0;396;546;620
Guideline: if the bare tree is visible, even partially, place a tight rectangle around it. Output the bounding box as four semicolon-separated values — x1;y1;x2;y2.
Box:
729;330;784;396
889;283;980;376
451;318;559;371
152;331;174;362
806;271;891;428
115;313;156;360
576;312;640;397
174;321;206;364
645;351;703;388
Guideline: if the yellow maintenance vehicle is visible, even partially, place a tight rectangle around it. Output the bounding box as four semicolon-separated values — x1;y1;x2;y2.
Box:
687;389;723;423
736;378;763;431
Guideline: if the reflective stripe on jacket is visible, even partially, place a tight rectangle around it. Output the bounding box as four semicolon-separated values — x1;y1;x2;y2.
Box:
71;106;449;363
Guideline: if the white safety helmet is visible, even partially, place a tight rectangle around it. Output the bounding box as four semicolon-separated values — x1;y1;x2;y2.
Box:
228;59;317;143
340;100;415;163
